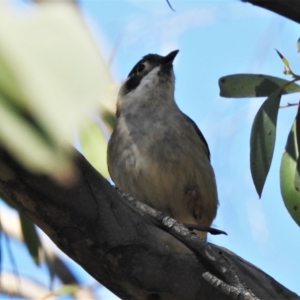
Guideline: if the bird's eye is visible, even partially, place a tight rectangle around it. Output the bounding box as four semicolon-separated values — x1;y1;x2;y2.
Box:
137;63;145;73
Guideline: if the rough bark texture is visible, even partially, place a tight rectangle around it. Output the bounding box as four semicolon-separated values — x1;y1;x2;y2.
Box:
0;147;299;300
243;0;300;24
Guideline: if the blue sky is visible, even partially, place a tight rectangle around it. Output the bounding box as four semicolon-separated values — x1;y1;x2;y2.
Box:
80;0;300;297
6;0;300;299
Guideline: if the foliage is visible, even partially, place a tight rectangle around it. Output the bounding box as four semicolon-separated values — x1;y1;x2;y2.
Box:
219;48;300;227
0;1;114;298
0;1;113;182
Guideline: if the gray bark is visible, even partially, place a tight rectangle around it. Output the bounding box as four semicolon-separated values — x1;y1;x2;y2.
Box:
0;148;298;300
243;0;300;24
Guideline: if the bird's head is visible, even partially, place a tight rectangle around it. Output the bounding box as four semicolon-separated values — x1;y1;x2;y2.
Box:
117;50;179;114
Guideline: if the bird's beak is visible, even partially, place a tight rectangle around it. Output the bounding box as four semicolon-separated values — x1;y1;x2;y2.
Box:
162;50;179;66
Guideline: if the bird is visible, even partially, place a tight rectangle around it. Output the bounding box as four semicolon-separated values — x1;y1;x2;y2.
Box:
107;50;218;239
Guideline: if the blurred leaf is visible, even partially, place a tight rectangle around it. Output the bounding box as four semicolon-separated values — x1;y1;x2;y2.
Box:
295;104;300;191
0;91;74;182
250;88;282;197
219;74;300;98
53;284;79;295
43;250;55;290
40;284;79;300
3;230;19;279
280;121;300;226
33;0;78;3
79;117;109;178
19;211;41;264
0;190;16;209
0;2;114;180
101;109;116;131
297;38;300;53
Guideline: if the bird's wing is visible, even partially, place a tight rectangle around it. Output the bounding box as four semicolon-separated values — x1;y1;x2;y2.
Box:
182;113;211;160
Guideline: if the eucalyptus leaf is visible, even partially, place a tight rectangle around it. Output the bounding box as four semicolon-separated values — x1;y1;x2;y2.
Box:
19;211;41;264
79;117;109;178
41;284;79;300
101;109;116;131
275;49;292;71
0;190;16;209
0;92;72;177
280;121;300;226
43;249;55;290
53;284;79;295
219;74;300;98
250;88;282;197
0;2;114;180
294;104;300;192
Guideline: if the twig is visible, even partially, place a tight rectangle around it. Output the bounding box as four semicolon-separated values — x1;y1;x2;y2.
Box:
116;188;258;299
183;223;227;235
203;272;260;300
279;102;299;109
165;0;175;11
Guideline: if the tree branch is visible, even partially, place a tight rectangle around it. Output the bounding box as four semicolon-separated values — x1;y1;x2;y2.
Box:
0;147;298;299
242;0;300;24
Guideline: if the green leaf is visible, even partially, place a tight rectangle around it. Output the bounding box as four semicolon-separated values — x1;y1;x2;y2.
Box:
0;2;114;181
40;284;79;300
53;284;79;295
18;211;41;264
0;91;73;180
294;104;300;191
78;117;109;178
101;109;116;131
43;249;55;290
250;88;282;197
275;49;291;70
219;74;300;98
294;156;300;192
280;121;300;227
0;190;16;209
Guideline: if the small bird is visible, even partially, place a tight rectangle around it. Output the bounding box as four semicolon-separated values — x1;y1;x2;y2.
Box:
107;50;218;239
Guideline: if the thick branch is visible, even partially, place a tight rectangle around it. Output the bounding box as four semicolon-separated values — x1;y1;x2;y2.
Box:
0;148;298;300
243;0;300;24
